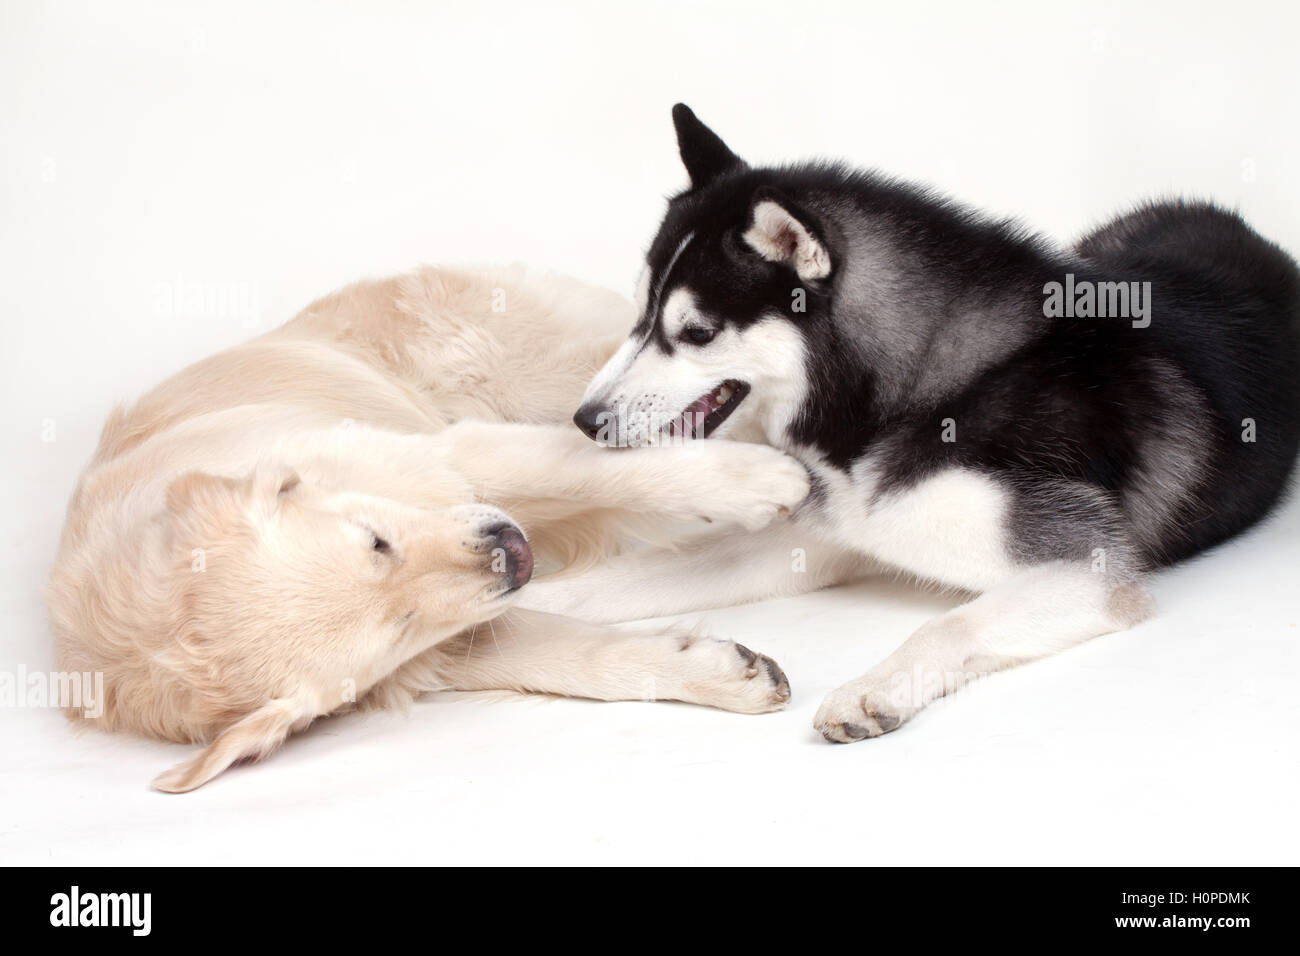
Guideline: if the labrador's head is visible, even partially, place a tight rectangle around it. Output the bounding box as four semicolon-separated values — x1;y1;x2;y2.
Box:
146;462;531;792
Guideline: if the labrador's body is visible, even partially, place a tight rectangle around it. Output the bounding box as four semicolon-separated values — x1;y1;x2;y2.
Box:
48;265;808;791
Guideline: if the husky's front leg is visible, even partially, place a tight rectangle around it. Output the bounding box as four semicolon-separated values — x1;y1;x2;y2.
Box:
812;472;1155;740
386;609;791;714
813;561;1152;741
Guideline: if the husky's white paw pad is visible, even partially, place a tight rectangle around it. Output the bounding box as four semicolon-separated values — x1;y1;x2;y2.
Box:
814;687;908;743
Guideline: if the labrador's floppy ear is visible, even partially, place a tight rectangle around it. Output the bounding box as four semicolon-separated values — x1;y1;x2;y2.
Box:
164;464;299;540
164;471;248;544
672;103;745;188
152;696;314;793
250;461;301;519
742;187;834;282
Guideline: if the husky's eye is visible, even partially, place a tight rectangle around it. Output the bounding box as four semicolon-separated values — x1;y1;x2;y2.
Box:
682;326;716;345
371;534;391;554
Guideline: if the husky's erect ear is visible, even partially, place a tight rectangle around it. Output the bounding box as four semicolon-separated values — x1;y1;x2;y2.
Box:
152;696;314;793
672;103;745;188
743;188;833;282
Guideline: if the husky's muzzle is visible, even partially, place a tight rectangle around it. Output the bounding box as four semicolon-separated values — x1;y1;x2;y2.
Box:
573;379;750;444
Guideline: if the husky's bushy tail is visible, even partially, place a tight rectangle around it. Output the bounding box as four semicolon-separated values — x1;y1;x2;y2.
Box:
1075;199;1300;558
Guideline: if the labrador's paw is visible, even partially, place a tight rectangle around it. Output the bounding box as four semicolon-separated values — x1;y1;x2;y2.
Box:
678;441;811;530
661;630;792;714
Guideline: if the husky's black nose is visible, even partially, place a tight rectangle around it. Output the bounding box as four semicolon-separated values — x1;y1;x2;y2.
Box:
572;403;605;441
486;523;533;590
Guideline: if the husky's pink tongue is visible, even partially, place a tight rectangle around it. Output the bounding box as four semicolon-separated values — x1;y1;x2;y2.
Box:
675;394;714;438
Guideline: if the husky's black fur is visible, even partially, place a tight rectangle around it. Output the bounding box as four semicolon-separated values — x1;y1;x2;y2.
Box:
640;104;1300;570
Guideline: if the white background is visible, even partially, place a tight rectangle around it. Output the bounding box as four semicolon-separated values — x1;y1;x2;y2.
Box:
2;0;1297;864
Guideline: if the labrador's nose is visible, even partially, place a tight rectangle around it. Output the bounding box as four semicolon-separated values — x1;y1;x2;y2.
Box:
572;402;607;441
487;523;533;590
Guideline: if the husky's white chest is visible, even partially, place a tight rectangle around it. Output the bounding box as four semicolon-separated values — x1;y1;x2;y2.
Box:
786;444;1017;592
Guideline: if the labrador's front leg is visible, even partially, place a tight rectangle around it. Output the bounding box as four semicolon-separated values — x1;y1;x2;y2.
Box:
380;608;791;714
442;422;810;530
516;520;867;623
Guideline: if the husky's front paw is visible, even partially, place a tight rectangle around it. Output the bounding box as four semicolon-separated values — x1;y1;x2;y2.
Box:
667;630;792;714
814;680;913;743
684;441;811;530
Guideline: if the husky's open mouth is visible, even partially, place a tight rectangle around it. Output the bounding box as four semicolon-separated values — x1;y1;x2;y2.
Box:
666;379;750;439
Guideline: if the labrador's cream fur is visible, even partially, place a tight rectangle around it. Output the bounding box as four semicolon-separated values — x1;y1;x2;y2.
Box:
47;265;810;792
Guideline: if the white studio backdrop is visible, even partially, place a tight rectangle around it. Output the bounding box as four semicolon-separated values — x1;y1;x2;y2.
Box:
2;0;1297;864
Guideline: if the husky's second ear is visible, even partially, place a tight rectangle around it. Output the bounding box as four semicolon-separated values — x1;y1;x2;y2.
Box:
743;188;833;282
672;103;745;188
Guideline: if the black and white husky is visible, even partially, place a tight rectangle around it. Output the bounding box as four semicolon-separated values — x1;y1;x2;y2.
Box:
525;104;1300;742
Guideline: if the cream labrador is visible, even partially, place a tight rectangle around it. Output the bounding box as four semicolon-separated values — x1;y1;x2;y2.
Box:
47;265;809;792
